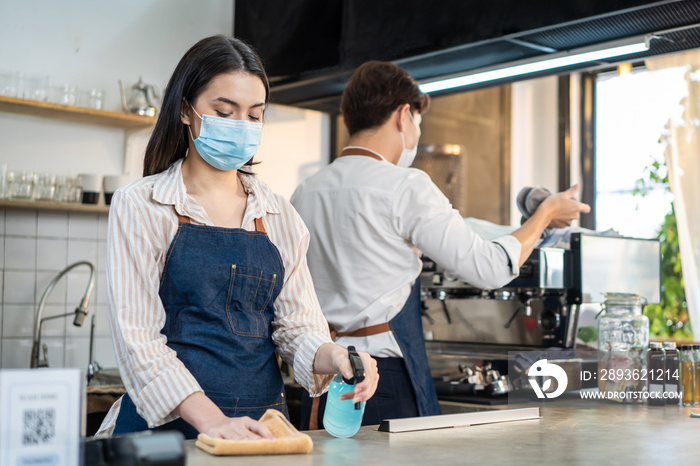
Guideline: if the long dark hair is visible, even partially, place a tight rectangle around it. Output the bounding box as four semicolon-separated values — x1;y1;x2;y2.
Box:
143;35;269;176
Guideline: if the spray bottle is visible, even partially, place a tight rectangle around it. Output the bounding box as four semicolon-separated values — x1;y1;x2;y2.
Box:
323;346;366;438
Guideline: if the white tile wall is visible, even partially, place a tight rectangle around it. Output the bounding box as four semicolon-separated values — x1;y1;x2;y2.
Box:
37;238;68;271
66;270;95;307
68;239;98;266
97;215;109;240
93;304;112;337
0;208;115;369
6;210;37;236
5;237;36;270
2;303;38;338
0;270;3;362
96;272;108;305
97;241;107;271
38;304;69;338
38;211;69;238
4;271;36;304
2;338;33;368
42;338;66;367
92;336;117;368
64;337;91;369
68;213;98;240
36;271;67;305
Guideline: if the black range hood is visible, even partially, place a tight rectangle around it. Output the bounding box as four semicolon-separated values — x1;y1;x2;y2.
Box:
235;0;700;113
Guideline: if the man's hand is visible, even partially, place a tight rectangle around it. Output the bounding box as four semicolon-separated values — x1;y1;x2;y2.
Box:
512;184;591;266
540;184;591;228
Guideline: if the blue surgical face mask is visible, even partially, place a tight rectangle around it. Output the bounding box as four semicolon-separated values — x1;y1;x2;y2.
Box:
188;106;263;171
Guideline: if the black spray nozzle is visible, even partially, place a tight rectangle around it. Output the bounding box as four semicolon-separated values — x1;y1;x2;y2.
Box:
344;346;365;410
342;346;366;384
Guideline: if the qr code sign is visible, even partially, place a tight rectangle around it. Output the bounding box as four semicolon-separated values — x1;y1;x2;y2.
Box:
22;408;56;445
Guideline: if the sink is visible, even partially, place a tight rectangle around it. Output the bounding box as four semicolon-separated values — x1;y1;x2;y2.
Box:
88;367;123;387
86;369;125;436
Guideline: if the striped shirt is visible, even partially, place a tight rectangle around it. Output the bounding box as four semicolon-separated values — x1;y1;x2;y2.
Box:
97;159;332;436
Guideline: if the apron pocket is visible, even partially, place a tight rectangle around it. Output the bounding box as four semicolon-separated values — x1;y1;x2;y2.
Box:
226;264;277;338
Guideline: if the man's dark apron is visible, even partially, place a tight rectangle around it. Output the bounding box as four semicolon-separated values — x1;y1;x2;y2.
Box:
113;215;286;439
302;278;441;428
301;147;441;429
387;278;442;417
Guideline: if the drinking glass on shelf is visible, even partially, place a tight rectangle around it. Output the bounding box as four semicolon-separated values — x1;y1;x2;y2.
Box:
0;164;7;199
49;83;77;106
0;71;19;97
55;175;69;202
78;88;104;109
55;175;81;203
20;74;49;101
70;176;83;203
7;170;36;200
34;173;57;201
89;88;104;110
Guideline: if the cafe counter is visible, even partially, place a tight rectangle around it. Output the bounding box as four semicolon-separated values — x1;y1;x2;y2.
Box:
183;401;699;465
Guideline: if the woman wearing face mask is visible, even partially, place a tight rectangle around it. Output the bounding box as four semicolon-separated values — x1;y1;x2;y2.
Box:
95;35;379;440
291;61;590;428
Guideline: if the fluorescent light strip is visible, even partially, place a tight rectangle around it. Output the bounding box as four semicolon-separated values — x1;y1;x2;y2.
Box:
419;41;649;93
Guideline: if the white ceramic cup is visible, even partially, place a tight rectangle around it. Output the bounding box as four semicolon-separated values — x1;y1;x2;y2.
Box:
78;173;103;204
103;175;127;205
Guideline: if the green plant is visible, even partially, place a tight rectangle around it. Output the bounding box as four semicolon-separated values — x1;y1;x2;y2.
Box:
633;157;692;339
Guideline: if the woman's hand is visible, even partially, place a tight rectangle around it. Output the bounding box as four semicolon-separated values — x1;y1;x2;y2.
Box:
198;414;275;440
314;343;380;403
175;391;275;440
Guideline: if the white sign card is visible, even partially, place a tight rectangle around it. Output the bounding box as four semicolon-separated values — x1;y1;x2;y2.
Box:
0;368;85;466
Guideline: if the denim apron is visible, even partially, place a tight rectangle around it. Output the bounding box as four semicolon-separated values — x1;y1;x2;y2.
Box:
301;278;440;429
113;215;287;439
388;278;441;417
301;147;440;428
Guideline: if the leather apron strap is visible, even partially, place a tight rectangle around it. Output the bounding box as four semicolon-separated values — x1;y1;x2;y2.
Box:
309;397;321;430
338;147;384;161
176;211;266;233
329;322;391;340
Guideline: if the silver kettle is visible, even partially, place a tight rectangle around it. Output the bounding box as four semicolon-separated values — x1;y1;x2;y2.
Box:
119;77;159;117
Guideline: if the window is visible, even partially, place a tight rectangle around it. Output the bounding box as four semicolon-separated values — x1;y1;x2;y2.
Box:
595;67;687;237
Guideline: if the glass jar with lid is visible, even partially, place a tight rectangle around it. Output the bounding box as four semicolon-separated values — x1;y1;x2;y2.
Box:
597;293;649;403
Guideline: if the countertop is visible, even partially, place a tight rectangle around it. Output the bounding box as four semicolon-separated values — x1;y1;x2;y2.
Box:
183;401;700;465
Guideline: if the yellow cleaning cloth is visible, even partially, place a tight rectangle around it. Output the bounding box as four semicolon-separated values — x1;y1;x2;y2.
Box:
195;409;313;456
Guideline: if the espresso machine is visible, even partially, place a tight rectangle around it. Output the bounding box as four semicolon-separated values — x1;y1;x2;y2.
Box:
421;233;661;403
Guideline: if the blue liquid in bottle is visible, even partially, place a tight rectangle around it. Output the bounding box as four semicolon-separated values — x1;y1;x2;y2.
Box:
323;373;366;438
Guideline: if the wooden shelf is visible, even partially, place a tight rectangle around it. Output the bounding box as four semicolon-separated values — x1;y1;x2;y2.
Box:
0;198;109;214
0;95;156;128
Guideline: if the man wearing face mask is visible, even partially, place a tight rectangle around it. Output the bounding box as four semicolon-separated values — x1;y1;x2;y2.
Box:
291;61;590;428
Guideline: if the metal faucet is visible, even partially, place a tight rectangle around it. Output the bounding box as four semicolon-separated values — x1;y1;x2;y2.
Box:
87;314;103;382
30;261;95;368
